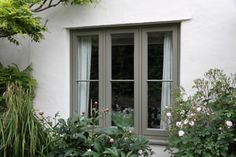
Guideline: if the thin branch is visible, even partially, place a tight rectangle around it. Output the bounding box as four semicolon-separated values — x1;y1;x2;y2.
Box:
30;0;48;11
31;0;63;13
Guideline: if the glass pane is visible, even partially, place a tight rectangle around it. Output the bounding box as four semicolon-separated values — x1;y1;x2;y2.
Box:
111;82;134;127
112;33;134;79
78;35;99;80
148;32;172;80
77;82;99;118
148;82;170;129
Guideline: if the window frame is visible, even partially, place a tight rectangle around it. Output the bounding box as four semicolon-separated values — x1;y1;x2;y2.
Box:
70;24;180;140
141;26;179;138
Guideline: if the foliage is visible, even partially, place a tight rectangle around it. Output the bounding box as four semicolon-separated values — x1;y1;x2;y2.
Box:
0;84;50;157
0;0;97;44
0;0;46;44
112;110;134;127
165;69;236;157
0;64;36;113
47;111;153;157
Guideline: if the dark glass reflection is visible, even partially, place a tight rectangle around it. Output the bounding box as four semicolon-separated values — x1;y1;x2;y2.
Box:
148;33;164;80
111;82;134;127
90;36;99;80
112;33;134;80
148;82;162;128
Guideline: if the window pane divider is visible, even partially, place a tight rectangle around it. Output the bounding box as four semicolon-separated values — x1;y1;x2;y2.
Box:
76;80;99;82
147;80;173;82
110;80;134;82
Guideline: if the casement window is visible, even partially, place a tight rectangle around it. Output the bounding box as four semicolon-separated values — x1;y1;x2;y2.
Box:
71;25;179;140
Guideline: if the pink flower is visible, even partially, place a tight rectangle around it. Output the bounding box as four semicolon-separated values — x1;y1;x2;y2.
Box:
101;108;109;113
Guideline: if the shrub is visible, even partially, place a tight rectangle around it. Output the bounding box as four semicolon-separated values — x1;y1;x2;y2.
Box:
165;69;236;157
48;110;153;157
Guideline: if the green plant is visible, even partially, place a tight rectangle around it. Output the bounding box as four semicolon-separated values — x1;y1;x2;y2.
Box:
47;115;93;157
165;69;236;157
48;109;153;157
112;110;134;127
0;64;36;113
91;125;153;157
0;84;50;157
0;0;97;44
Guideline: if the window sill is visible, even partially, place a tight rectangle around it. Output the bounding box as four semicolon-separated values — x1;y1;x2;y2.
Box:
149;139;168;146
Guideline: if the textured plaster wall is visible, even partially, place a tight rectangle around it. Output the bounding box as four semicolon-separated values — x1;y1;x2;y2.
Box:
1;0;236;156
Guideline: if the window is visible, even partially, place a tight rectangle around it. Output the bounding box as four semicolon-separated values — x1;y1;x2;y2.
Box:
71;25;179;139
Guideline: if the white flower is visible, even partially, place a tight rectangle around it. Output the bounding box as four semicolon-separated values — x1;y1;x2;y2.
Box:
184;119;189;125
180;110;185;115
109;138;114;143
88;149;92;152
166;112;172;117
189;121;195;126
219;127;222;130
178;130;185;137
196;107;201;112
176;121;182;127
190;113;195;117
225;120;233;128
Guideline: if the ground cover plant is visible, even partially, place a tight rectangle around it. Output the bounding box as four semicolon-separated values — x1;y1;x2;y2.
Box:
165;69;236;157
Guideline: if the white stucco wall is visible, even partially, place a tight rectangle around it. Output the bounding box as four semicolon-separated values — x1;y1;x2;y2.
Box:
1;0;236;156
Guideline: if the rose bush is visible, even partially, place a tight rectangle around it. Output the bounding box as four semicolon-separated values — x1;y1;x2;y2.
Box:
165;69;236;157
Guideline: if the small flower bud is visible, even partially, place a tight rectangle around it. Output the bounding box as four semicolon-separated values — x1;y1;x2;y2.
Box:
166;112;172;117
109;138;114;143
39;111;44;116
196;107;201;112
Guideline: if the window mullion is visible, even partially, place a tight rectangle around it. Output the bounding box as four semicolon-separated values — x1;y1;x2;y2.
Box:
99;31;106;127
105;31;112;127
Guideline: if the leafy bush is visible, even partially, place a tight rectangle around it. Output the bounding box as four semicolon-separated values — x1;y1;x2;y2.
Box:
165;69;236;157
48;110;153;157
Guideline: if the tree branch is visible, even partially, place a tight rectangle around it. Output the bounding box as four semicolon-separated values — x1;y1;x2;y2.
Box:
31;0;63;13
30;0;47;11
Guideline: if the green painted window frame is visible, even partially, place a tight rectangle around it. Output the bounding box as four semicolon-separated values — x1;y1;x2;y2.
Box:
71;24;180;140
